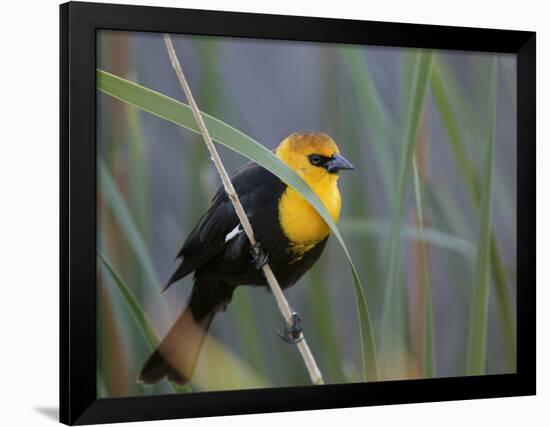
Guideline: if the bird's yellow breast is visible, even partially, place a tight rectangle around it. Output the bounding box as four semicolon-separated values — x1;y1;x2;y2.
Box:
278;178;341;252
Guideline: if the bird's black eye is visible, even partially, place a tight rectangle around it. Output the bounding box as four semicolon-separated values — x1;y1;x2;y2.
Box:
309;154;323;166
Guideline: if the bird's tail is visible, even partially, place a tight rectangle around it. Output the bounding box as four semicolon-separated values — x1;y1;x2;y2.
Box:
138;305;216;385
138;302;215;386
138;278;233;386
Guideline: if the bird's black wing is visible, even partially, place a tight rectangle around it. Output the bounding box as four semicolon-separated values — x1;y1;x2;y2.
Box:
163;162;284;290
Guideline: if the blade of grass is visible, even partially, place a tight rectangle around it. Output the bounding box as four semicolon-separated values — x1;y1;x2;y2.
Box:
97;68;378;380
431;59;516;367
339;218;475;257
431;63;479;201
466;57;498;375
100;160;162;294
425;182;473;307
397;49;420;376
97;278;129;396
307;266;345;383
230;289;268;375
334;62;384;310
380;51;434;364
319;51;358;383
125;83;150;236
340;49;395;202
98;251;189;393
186;39;219;218
97;366;108;398
412;157;435;377
99;257;157;351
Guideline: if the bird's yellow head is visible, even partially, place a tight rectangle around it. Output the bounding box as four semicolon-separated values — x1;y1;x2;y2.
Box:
275;132;353;247
275;132;354;185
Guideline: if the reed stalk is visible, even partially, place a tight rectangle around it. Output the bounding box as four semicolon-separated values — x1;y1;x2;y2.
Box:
163;34;324;385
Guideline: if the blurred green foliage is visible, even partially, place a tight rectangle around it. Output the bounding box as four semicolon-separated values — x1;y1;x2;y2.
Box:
97;31;517;397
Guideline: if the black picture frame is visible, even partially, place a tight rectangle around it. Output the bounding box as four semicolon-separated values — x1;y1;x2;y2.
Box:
60;1;536;424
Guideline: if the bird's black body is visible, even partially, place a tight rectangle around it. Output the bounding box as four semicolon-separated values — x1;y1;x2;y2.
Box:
139;162;328;385
168;162;327;296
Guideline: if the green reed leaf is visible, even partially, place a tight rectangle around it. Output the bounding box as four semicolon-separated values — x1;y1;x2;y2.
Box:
466;57;497;375
97;69;379;380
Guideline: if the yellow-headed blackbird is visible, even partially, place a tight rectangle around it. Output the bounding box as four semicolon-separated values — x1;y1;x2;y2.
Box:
138;132;353;385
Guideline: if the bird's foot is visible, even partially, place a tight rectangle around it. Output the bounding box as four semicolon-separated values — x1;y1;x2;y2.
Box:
277;312;304;344
249;242;269;270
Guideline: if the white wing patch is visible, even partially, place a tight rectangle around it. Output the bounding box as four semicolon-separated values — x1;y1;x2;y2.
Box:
224;225;242;242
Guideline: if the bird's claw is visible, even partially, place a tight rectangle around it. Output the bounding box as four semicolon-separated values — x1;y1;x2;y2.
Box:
249;242;269;270
277;312;304;344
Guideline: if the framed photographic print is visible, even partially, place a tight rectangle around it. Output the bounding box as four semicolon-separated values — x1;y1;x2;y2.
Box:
60;1;536;424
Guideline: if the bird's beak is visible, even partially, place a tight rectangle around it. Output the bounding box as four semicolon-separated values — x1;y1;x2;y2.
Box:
326;154;354;173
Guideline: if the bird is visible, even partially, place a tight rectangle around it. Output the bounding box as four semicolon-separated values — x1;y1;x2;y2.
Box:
138;132;354;386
